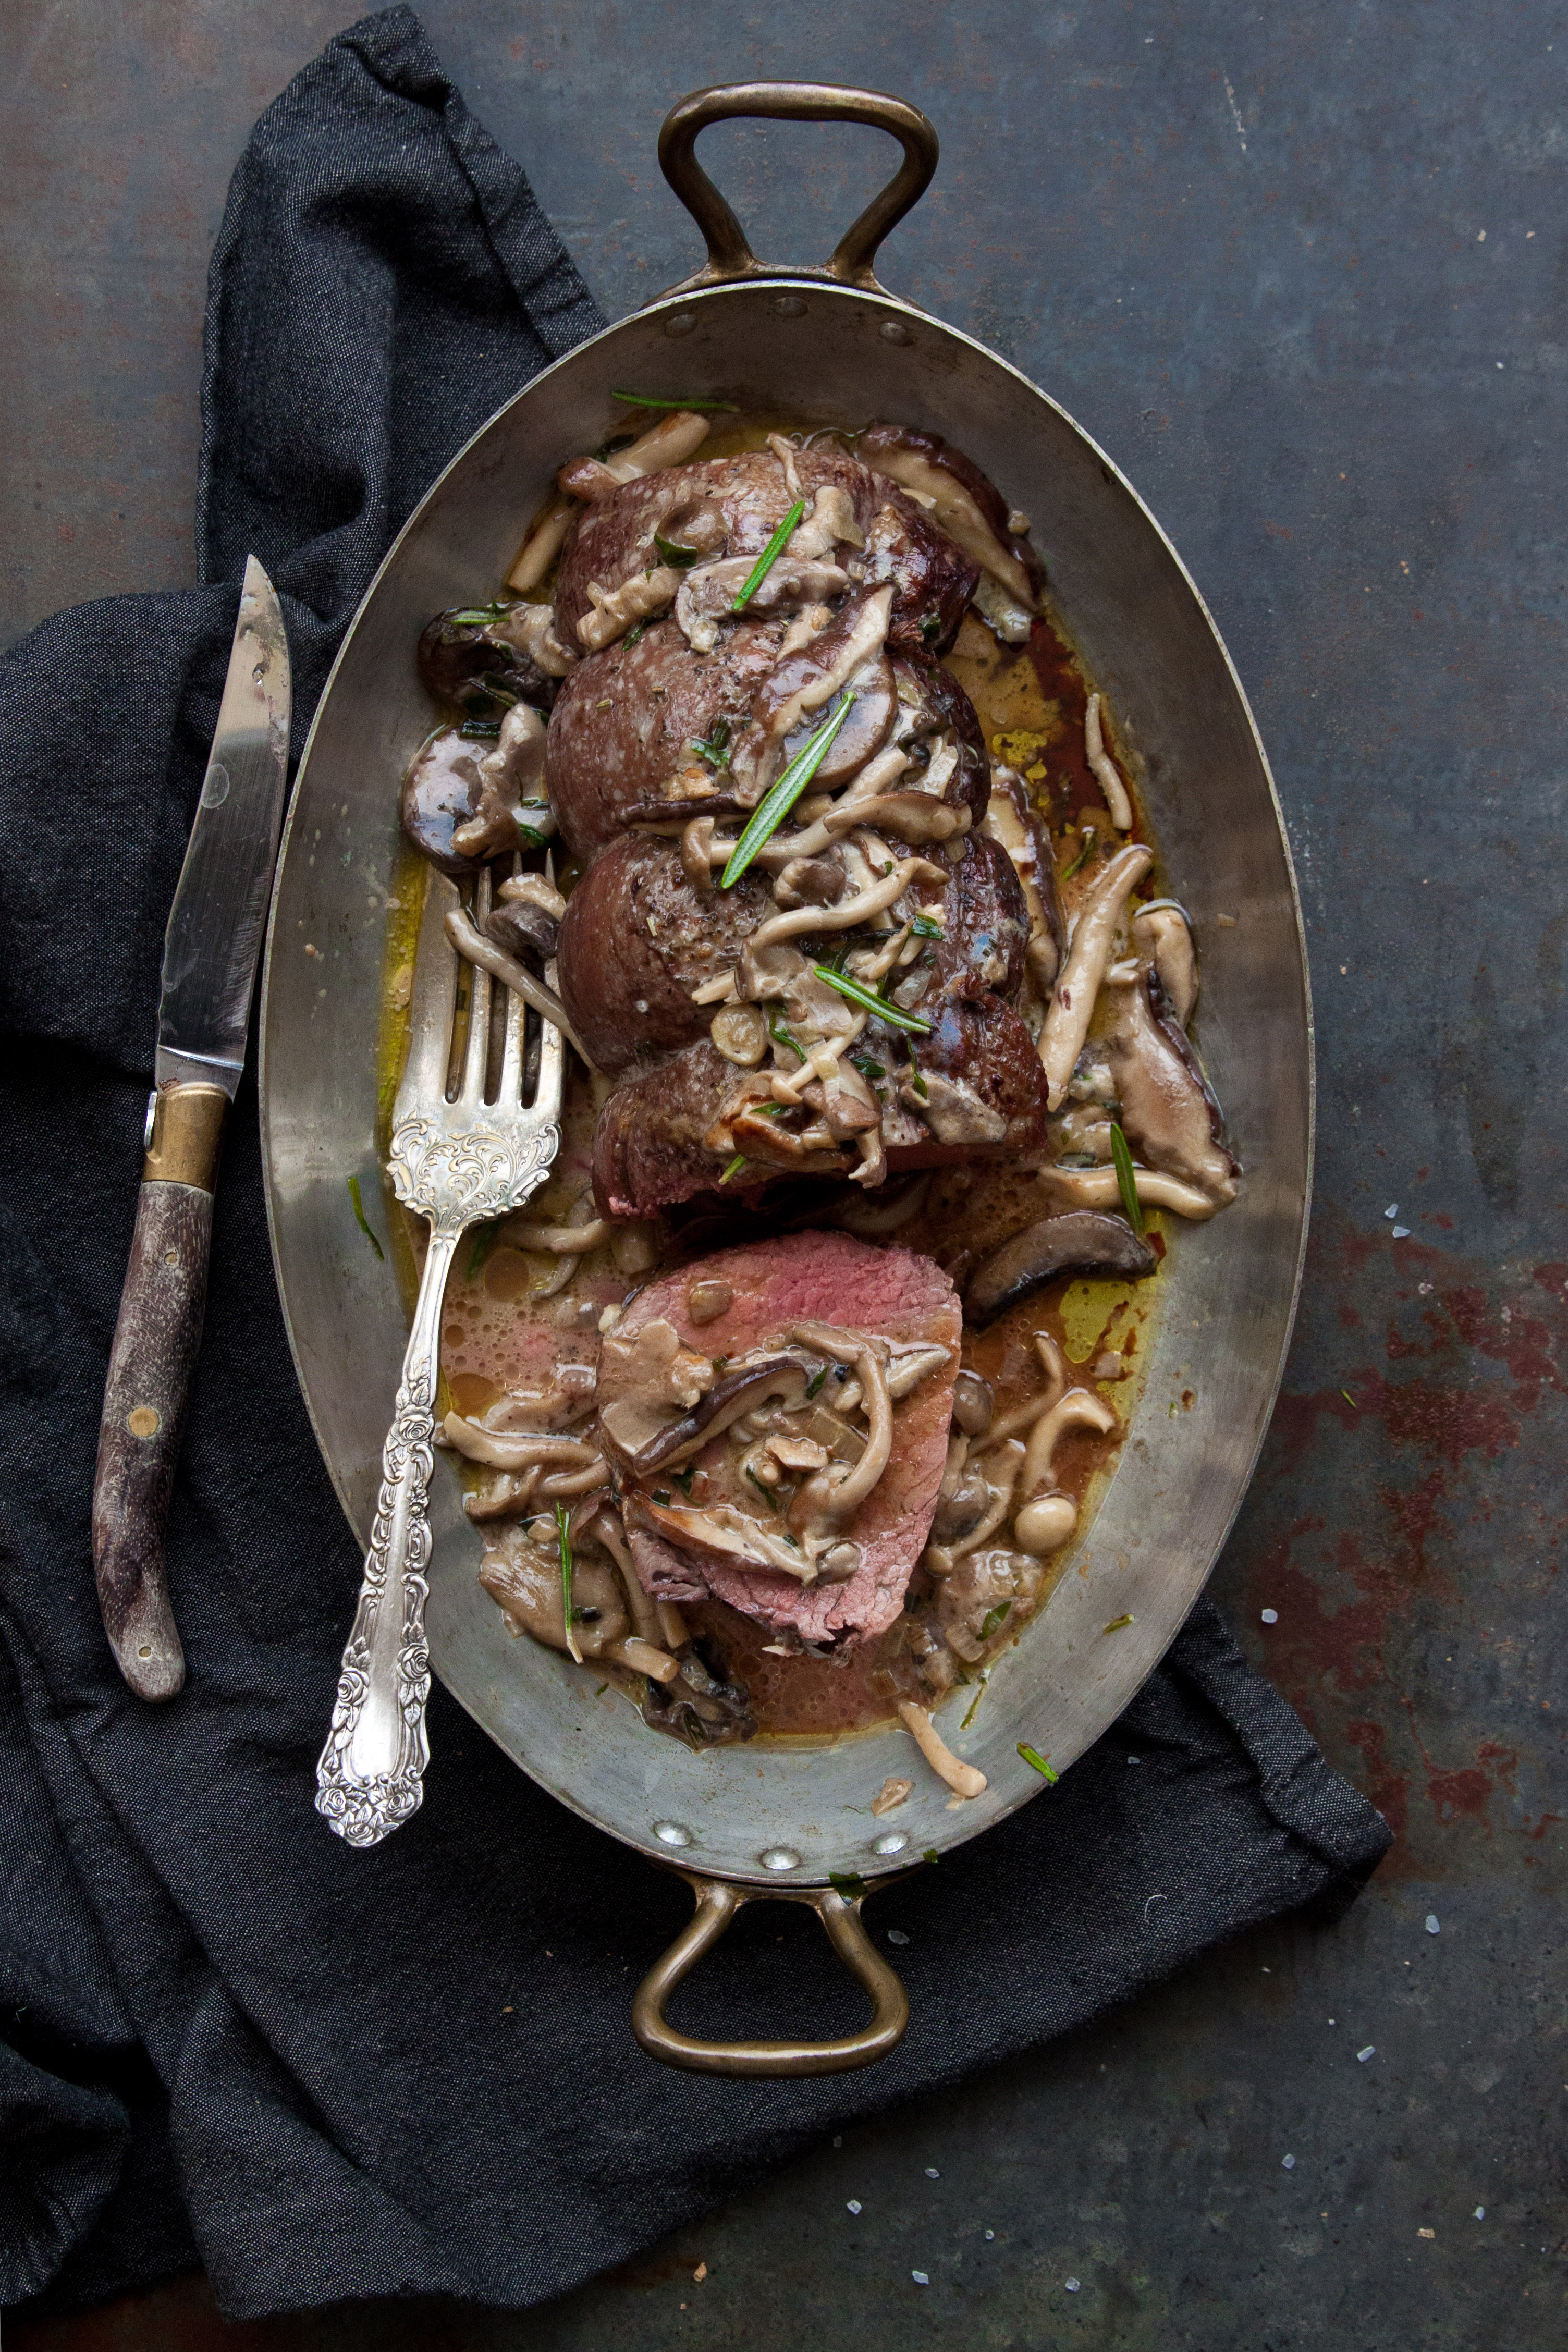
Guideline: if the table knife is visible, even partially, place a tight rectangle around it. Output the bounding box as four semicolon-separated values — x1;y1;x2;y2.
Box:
92;557;291;1701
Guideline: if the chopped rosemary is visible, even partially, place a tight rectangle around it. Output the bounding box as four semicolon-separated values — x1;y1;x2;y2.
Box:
346;1174;385;1260
1018;1743;1058;1783
851;1055;886;1081
720;695;856;886
978;1602;1012;1641
1103;1613;1135;1633
612;390;739;410
447;602;510;624
909;912;945;939
652;1489;672;1506
731;496;807;611
516;823;545;848
769;1006;806;1063
458;719;501;740
477;673;519;704
691;717;731;770
595;1681;608;1696
623;620;646;648
557;1504;579;1664
828;1871;869;1900
805;1367;828;1399
923;1847;939;1865
960;1672;990;1730
655;532;703;569
903;1042;929;1099
1061;827;1098;881
719;1153;748;1184
919;610;943;642
1110;1121;1143;1232
813;962;933;1034
1341;1388;1358;1409
466;1219;504;1280
674;1466;697;1497
745;1469;779;1511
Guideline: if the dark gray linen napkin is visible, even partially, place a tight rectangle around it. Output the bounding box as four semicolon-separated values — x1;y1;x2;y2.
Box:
0;6;1390;2320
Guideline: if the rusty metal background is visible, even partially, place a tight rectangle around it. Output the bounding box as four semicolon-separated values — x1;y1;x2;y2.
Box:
5;1;1564;2344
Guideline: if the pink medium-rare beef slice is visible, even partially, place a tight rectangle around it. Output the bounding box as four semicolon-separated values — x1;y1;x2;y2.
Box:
602;1231;959;1648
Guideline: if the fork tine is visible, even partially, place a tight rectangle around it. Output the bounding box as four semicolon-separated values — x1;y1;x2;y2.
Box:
458;866;493;1105
393;871;461;1122
534;986;566;1117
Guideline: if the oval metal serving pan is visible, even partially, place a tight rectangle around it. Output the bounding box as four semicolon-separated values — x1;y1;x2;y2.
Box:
261;85;1310;1927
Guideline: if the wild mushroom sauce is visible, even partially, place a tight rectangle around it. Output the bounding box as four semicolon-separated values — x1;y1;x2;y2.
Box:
378;407;1238;1761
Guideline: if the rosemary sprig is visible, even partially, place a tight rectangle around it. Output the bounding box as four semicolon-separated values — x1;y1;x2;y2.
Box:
731;497;806;612
812;962;933;1035
691;718;731;770
612;390;738;410
961;1671;990;1730
720;695;856;886
719;1153;749;1184
1018;1743;1058;1783
1061;827;1098;881
447;602;511;624
458;719;501;741
769;1007;806;1063
466;1219;505;1280
346;1174;385;1261
557;1504;580;1664
1110;1121;1143;1233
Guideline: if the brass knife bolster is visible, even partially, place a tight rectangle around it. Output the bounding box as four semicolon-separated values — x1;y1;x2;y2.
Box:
143;1083;229;1190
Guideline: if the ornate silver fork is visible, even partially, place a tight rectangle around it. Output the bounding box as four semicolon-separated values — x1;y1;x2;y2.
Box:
316;864;562;1846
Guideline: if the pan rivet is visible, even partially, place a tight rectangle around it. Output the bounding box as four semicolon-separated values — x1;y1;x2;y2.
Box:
653;1820;692;1847
772;295;807;318
663;312;696;338
126;1406;161;1439
759;1848;800;1872
879;320;912;346
872;1832;908;1856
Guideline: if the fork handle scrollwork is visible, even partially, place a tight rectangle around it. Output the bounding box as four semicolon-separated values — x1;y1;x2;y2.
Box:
315;1228;458;1847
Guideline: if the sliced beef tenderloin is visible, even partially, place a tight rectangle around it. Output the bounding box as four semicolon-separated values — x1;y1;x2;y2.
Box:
863;492;982;656
560;830;1030;1081
888;652;989;827
592;997;1049;1220
555;448;879;649
861;423;1044;611
556;833;774;1073
546;616;784;861
602;1230;959;1649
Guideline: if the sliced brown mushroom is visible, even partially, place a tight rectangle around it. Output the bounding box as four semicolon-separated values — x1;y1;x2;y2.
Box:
598;1351;817;1478
964;1210;1157;1328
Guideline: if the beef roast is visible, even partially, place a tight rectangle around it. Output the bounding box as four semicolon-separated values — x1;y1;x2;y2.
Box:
602;1230;959;1648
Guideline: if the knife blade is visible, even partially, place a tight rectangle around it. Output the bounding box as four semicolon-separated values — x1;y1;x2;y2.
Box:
93;557;290;1700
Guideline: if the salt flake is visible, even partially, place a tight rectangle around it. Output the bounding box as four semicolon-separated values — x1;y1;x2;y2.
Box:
847;2200;862;2215
925;2166;940;2179
1385;1204;1398;1219
911;2270;929;2286
1282;2154;1296;2170
1065;2277;1082;2292
1426;1915;1440;1935
1357;2045;1376;2063
1475;2206;1486;2220
1392;1226;1411;1239
1261;1608;1279;1625
887;1928;910;1946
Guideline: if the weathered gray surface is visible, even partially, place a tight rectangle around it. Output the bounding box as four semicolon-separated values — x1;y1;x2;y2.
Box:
5;1;1564;2344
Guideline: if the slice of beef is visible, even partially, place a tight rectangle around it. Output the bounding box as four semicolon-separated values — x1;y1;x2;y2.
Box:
556;832;774;1073
602;1230;959;1649
863;492;982;656
555;448;880;647
889;652;989;826
557;828;1026;1076
545;616;784;861
861;424;1044;608
592;997;1049;1219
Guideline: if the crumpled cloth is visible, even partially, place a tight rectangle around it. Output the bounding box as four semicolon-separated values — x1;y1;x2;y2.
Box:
0;5;1390;2320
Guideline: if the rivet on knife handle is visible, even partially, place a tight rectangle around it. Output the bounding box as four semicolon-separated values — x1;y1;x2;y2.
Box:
92;1083;229;1700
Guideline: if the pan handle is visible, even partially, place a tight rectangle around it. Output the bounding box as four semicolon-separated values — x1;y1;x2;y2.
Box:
631;1871;909;2076
658;82;938;297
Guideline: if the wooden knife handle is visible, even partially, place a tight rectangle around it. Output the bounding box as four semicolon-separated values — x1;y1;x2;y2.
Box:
92;1085;228;1701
